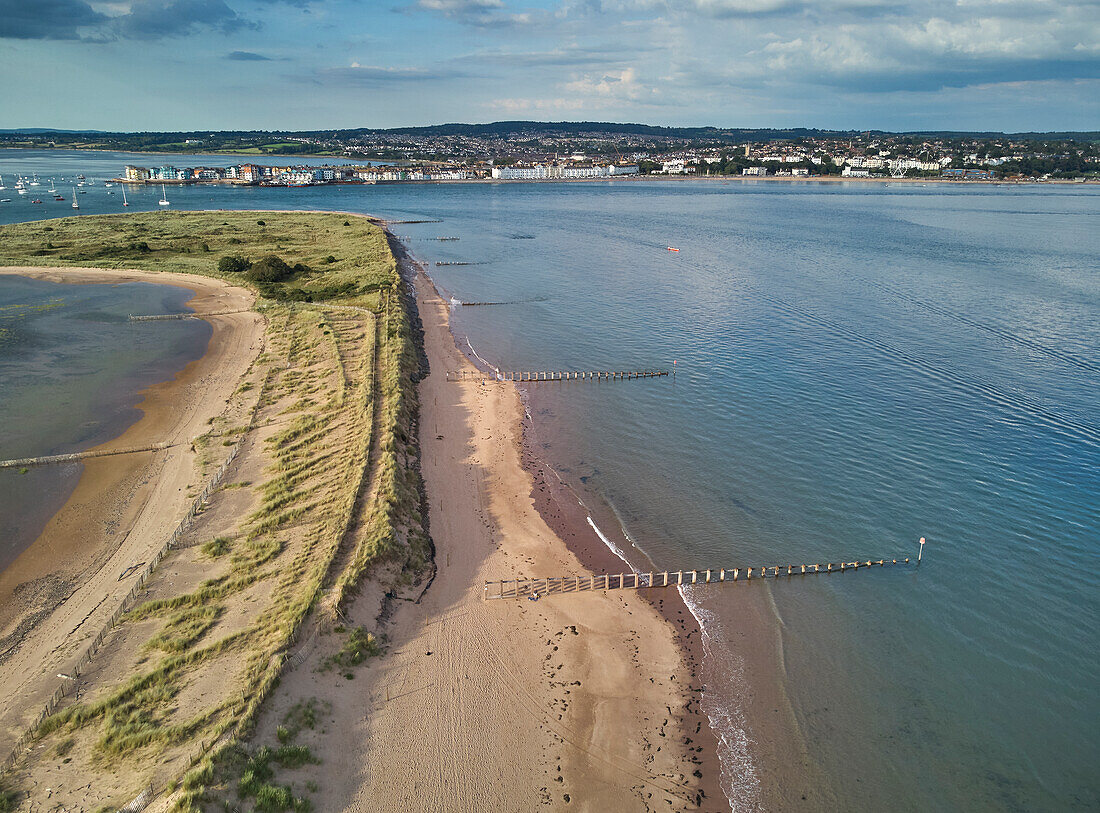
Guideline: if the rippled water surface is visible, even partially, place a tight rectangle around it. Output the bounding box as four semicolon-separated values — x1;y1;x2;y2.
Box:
2;151;1097;810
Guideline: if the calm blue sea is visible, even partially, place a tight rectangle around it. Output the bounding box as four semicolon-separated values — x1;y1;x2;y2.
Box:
1;150;1097;811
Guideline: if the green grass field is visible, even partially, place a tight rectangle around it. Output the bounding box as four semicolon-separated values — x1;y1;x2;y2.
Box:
0;211;396;306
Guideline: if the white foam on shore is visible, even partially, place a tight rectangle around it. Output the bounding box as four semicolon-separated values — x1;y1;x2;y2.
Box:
586;515;639;573
465;337;501;376
586;511;759;812
679;585;763;812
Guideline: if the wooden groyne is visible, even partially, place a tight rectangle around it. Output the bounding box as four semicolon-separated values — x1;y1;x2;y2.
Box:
485;556;911;599
129;308;250;322
446;369;670;383
0;442;175;470
374;218;442;225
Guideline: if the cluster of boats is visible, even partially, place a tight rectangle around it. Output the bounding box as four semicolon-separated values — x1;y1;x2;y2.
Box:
0;173;166;207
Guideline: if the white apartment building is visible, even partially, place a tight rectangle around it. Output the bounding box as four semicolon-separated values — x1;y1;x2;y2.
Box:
495;165;554;179
846;156;886;169
888;158;941;174
492;164;637;180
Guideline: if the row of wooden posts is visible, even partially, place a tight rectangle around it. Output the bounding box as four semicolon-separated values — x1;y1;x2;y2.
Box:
485;557;912;600
128;308;249;322
446;369;670;383
0;441;173;470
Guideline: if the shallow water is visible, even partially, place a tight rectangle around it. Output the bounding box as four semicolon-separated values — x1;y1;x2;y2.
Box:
0;275;210;571
1;151;1097;810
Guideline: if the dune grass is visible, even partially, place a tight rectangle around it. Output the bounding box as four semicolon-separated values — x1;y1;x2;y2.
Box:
0;212;429;810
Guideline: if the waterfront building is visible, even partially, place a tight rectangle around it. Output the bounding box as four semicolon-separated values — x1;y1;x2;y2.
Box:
492;165;552;180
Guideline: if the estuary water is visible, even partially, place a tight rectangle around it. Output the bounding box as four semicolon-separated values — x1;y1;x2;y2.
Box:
0;276;210;572
1;149;1097;811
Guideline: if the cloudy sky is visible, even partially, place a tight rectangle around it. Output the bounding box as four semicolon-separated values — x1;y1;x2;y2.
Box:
1;0;1098;131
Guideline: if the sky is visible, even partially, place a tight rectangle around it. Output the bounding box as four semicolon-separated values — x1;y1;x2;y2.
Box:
1;0;1098;132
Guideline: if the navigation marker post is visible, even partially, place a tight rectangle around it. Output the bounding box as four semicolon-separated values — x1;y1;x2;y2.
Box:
918;537;926;564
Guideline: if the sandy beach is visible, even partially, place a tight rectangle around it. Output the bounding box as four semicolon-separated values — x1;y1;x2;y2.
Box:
0;266;263;745
2;235;762;809
237;242;719;810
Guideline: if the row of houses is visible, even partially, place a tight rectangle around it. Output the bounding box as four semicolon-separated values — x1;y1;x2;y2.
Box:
122;163;481;185
124;164;342;184
742;166;810;176
490;164;639;180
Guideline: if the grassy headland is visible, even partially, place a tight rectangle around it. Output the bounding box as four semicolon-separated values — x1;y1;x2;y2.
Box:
0;212;429;810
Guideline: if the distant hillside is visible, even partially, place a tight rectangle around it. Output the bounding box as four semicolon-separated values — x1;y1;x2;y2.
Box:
2;122;1097;142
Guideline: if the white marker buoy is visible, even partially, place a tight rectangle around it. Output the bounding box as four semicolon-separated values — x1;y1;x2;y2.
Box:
918;536;926;564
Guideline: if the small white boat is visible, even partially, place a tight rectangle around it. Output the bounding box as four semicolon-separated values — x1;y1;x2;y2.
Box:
0;175;6;190
159;184;170;206
71;188;79;209
122;186;130;207
0;198;11;203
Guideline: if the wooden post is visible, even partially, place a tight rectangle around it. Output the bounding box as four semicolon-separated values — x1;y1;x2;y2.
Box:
732;568;738;581
747;567;752;579
691;570;698;584
720;569;726;581
706;569;712;583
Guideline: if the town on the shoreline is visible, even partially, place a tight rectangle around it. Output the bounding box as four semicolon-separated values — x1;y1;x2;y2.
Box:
120;135;1092;187
16;122;1090;185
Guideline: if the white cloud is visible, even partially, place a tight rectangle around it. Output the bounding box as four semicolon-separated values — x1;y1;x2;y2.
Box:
562;66;665;102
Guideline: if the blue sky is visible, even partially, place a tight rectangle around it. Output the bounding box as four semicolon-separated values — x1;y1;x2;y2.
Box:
1;0;1098;131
